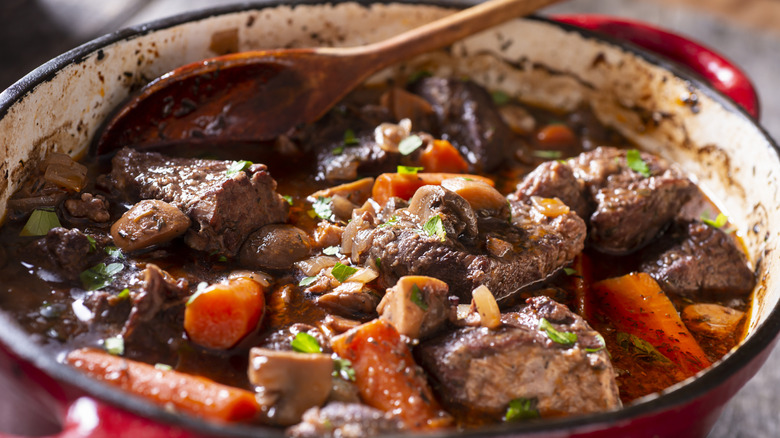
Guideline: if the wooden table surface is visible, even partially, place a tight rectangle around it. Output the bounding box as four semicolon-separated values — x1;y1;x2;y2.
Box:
2;1;778;437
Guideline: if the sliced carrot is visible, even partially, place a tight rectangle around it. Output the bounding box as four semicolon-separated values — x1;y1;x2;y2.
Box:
372;172;494;204
184;277;265;349
419;140;468;173
66;348;260;422
591;272;712;377
535;123;576;148
331;319;452;429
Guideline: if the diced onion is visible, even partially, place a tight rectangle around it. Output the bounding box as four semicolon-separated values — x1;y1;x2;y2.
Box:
294;256;339;277
530;196;570;218
348;267;379;284
472;285;501;329
43;153;87;192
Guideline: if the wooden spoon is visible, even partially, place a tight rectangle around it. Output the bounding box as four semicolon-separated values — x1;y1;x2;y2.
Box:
93;0;560;154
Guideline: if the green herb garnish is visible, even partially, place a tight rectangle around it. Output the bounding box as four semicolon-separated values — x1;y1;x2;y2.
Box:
105;246;124;259
407;70;432;84
311;196;334;222
563;267;578;276
702;212;728;229
226;160;252;177
616;332;670;363
410;284;428;311
299;276;318;287
117;288;131;300
218;255;228;262
80;263;124;291
282;195;294;205
86;236;97;253
626;149;651;177
323;246;340;256
491;90;510;106
504;397;540;422
333;357;356;381
398;135;423;155
155;363;173;371
187;282;209;306
533;150;564;159
104;336;124;356
378;215;399;228
291;332;322;353
332;145;345;155
19;209;61;236
331;262;358;283
584;333;606;353
423;215;446;242
539;318;577;347
343;128;360;146
397;165;424;175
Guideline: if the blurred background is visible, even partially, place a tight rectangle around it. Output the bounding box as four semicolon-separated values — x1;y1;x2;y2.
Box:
1;0;778;437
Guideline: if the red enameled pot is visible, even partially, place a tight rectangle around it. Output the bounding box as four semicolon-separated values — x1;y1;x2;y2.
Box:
1;1;778;437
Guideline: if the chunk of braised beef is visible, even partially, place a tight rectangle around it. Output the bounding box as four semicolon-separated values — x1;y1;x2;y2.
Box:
514;147;696;255
122;264;189;364
348;186;585;301
27;227;102;282
286;402;405;438
569;147;696;254
417;296;620;420
109;147;289;256
410;77;514;172
64;193;111;223
639;219;755;300
316;286;381;321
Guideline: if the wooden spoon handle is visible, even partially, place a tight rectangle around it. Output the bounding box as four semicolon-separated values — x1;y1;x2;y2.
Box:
343;0;561;65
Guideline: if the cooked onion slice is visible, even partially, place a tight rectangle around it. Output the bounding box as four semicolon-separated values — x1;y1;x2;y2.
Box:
43;153;88;192
472;285;501;329
530;196;570;218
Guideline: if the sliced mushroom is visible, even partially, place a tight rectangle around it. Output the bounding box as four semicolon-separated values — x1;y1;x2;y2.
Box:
110;200;191;252
377;276;452;340
248;347;333;426
682;303;745;341
440;177;509;219
408;185;478;240
239;224;312;270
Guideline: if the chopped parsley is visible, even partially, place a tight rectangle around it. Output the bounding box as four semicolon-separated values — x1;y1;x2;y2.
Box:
80;262;124;291
398;135;423;155
378;215;399;228
702;212;728;229
563;267;578;276
539;318;577;347
423;215;446;242
410;284;428;311
333;357;356;381
291;332;321;353
86;236;97;253
311;196;334;222
104;336;124;356
343;128;360;146
616;332;670;363
282;195;294;205
323;246;340;256
105;246;124;259
19;209;61;236
187;282;209;306
626;149;651;177
332;145;345;155
584;333;606;353
116;288;131;300
331;262;358;283
491;90;510;106
298;276;318;287
504;397;540;422
226;160;252;177
154;363;173;371
397;165;424;175
532;150;564;159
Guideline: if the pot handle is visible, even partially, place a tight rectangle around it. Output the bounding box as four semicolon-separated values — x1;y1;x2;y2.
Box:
551;14;761;119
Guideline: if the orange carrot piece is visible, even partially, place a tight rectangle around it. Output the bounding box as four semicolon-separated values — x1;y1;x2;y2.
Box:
419;140;469;173
184;277;265;349
66;348;260;422
591;272;712;377
331;319;452;429
372;172;494;204
536;123;576;148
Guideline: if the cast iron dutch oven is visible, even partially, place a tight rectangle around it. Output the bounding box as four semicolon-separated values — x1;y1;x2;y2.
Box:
0;1;778;437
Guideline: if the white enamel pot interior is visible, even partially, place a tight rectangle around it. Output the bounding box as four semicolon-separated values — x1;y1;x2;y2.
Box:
0;1;778;437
